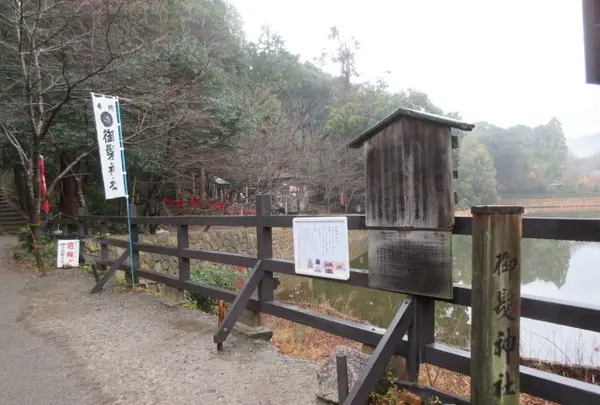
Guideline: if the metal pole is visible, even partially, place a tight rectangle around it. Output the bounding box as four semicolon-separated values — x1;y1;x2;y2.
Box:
116;98;135;287
471;205;523;405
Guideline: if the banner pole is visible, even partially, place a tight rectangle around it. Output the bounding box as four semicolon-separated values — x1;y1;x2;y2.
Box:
115;98;135;287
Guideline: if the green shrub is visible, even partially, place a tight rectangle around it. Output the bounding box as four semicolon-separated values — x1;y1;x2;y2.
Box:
14;227;57;267
16;226;54;250
16;227;35;249
189;265;247;313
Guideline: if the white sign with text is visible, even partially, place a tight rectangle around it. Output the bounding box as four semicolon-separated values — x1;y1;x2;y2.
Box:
92;93;126;200
293;217;350;280
56;239;80;268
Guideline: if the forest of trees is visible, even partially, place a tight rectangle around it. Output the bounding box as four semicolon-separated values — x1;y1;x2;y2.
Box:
0;0;577;235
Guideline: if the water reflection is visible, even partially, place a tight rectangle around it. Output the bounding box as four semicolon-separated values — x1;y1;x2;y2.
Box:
276;233;600;365
452;236;573;287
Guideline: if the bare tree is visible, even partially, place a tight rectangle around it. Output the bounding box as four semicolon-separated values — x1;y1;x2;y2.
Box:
0;0;159;244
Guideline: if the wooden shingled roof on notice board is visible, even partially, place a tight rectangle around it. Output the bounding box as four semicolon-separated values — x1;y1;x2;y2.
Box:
348;106;474;149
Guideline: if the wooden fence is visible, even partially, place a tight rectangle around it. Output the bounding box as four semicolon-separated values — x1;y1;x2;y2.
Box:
51;195;600;405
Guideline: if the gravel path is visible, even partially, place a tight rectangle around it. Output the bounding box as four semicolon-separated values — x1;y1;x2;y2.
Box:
0;236;318;404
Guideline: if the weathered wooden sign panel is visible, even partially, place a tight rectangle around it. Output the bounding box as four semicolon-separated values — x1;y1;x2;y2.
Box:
363;118;454;229
368;229;452;299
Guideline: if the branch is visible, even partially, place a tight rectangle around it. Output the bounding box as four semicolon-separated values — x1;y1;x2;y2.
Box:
46;147;96;194
40;43;147;139
0;121;30;168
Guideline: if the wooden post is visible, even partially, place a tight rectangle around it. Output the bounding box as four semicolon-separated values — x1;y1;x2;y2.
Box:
126;204;139;285
256;195;274;305
171;224;190;301
336;354;349;403
471;205;523;405
177;224;190;281
408;295;435;382
99;220;109;272
77;207;85;266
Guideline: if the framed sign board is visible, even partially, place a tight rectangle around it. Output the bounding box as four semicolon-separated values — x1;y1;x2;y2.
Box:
368;229;452;299
57;239;80;268
293;217;350;281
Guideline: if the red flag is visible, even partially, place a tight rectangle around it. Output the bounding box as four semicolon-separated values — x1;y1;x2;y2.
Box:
39;155;50;213
39;156;47;196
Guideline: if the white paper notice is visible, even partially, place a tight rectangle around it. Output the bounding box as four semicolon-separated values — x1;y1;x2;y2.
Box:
56;239;80;268
293;217;350;280
91;93;126;200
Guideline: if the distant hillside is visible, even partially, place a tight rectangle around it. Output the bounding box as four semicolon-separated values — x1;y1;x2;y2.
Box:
568;133;600;158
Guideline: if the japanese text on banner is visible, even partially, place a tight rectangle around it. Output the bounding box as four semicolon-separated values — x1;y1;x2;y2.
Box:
92;93;126;199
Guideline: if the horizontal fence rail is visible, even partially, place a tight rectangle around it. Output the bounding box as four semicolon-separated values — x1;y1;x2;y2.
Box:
94;234;600;334
51;209;600;405
63;214;600;242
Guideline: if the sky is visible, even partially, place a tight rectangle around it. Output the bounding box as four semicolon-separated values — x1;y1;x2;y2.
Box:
229;0;600;139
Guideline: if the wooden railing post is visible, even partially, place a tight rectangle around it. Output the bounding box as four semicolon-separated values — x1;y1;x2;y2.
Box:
172;224;190;301
235;194;273;336
471;206;523;405
127;204;139;285
256;195;274;304
178;224;190;281
99;220;109;271
77;207;85;265
408;295;435;382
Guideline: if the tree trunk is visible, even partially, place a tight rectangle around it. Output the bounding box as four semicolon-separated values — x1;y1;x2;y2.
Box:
59;155;78;216
200;167;207;200
13;163;29;212
26;142;45;275
28;143;41;239
131;176;137;204
74;174;86;211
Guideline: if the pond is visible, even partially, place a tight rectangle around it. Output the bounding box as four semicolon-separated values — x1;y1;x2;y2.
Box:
276;215;600;366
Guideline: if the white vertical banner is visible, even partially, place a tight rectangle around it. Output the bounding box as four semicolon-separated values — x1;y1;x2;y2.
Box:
92;93;126;200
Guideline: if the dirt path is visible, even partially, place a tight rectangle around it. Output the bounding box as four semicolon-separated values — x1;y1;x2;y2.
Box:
0;236;317;404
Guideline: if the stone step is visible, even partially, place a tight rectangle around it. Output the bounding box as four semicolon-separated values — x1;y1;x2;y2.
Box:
0;208;18;215
0;218;26;224
0;219;27;226
0;213;25;220
0;212;17;218
0;220;26;227
0;205;21;211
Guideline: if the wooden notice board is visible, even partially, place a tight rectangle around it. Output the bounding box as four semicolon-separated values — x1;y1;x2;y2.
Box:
349;107;473;299
368;229;452;299
362;118;454;229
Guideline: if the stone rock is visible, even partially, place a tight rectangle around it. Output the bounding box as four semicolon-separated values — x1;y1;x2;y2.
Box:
233;323;273;341
361;344;410;382
316;346;390;404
